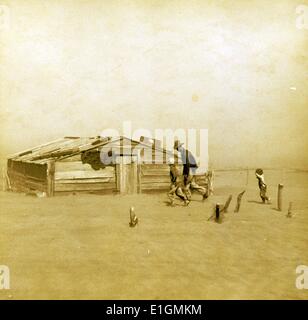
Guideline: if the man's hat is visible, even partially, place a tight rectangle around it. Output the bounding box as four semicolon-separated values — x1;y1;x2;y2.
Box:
173;140;184;150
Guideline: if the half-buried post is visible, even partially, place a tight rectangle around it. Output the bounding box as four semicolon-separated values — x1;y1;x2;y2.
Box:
215;203;220;222
234;190;245;213
277;184;284;211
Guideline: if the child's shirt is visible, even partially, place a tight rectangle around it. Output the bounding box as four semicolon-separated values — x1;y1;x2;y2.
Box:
256;173;266;188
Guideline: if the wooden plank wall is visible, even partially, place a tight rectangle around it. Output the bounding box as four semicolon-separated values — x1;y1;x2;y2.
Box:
7;161;47;193
140;164;171;191
54;161;116;194
140;164;208;192
115;158;138;194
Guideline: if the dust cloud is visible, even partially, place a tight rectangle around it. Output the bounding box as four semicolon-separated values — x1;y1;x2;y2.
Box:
0;0;307;169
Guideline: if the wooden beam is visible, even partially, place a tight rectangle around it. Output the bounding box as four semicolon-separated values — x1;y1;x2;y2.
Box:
137;164;142;193
47;160;55;197
54;182;115;192
54;177;114;184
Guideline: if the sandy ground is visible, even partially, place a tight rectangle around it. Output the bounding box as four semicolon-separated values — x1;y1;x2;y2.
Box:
0;170;308;300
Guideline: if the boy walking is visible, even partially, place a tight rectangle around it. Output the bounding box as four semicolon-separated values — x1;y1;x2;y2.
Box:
255;168;271;203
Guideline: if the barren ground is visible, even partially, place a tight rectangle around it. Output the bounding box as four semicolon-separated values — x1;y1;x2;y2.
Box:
0;169;308;299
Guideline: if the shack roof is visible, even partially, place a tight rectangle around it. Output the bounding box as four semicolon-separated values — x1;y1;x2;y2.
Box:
8;136;174;164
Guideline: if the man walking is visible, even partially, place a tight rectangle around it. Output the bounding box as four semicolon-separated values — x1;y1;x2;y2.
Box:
173;140;208;200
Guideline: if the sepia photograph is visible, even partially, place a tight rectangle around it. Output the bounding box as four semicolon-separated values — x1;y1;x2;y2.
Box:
0;0;307;304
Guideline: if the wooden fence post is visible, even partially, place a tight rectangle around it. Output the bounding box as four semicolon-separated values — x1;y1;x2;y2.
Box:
222;195;232;213
209;170;214;195
137;164;141;194
215;203;220;222
287;202;293;218
234;190;246;213
129;206;138;227
277;184;284;211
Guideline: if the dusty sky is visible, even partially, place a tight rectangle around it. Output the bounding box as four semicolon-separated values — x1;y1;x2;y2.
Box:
0;0;307;168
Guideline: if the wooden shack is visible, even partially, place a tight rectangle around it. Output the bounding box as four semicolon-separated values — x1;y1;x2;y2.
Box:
6;136;208;196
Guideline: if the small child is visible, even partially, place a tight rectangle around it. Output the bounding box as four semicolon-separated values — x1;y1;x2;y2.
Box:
255;168;271;203
168;159;190;206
